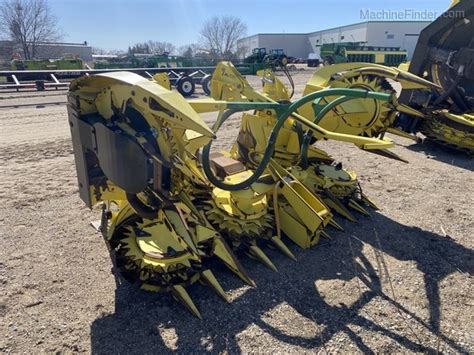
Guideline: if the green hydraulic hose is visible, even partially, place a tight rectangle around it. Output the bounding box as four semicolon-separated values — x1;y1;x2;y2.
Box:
300;95;357;168
202;88;391;191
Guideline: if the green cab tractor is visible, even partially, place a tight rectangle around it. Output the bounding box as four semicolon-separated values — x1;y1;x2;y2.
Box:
238;47;289;75
243;47;268;64
244;48;288;66
266;49;289;66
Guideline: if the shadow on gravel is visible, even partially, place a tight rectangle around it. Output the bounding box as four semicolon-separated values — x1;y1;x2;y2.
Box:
90;212;472;354
406;140;473;171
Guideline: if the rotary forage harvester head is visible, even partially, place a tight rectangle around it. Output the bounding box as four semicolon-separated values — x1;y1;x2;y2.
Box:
68;62;412;317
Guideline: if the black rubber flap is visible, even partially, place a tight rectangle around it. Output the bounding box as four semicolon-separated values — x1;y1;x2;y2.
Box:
93;122;149;193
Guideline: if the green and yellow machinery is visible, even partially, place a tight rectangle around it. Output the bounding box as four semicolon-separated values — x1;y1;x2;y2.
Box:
238;47;289;75
10;57;84;71
396;0;474;152
300;0;473;153
244;48;288;65
93;53;216;70
9;56;85;81
67;0;471;320
93;54;215;97
243;47;268;64
67;60;407;317
318;42;408;67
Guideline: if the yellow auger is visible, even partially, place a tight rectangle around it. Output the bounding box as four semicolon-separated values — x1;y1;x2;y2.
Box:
68;67;399;317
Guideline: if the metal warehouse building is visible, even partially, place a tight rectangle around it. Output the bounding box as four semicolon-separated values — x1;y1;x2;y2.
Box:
237;21;431;60
29;41;93;61
0;41;93;61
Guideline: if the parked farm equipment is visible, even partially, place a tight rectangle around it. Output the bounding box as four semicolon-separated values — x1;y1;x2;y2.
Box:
0;66;214;95
396;0;474;153
68;57;423;317
316;43;408;67
63;0;472;321
299;0;473;153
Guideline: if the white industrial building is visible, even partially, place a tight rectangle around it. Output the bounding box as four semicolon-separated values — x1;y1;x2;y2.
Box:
29;41;93;61
237;21;431;60
0;40;93;61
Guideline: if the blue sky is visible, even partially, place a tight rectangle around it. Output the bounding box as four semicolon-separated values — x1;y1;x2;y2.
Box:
50;0;449;51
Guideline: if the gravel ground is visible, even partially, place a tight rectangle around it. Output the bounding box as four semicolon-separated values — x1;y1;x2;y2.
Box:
0;70;473;354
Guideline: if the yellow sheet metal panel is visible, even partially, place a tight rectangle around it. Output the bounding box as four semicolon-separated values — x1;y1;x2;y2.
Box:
375;54;385;64
279;207;314;249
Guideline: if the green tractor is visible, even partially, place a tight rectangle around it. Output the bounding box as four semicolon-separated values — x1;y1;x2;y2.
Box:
265;48;289;66
243;47;268;64
238;47;289;75
244;48;288;66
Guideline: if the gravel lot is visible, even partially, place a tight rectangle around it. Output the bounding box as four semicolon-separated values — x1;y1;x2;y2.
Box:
0;70;473;353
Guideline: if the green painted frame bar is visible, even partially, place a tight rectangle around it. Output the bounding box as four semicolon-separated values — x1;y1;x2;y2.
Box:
202;88;392;191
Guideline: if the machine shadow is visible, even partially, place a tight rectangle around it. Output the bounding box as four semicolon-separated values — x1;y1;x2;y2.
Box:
405;140;474;171
90;212;472;354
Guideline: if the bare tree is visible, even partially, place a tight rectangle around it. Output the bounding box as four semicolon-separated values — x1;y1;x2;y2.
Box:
146;41;175;55
92;47;106;55
236;45;249;60
92;47;124;55
0;0;62;59
128;41;176;55
107;49;126;56
177;43;200;57
199;16;247;60
128;42;150;55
